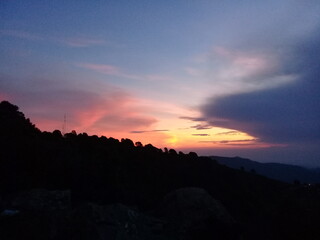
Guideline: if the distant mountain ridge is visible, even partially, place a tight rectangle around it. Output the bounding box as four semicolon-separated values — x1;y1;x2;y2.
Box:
212;156;320;184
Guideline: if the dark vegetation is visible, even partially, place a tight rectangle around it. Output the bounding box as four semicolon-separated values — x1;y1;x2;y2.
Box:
1;100;320;239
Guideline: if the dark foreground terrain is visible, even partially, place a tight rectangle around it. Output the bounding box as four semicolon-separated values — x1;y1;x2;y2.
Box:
1;100;320;240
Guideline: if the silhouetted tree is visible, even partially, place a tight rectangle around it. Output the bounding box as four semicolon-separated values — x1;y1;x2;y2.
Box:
168;149;177;155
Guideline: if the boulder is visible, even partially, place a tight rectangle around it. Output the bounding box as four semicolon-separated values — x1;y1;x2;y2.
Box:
0;189;71;240
12;189;71;212
159;187;239;240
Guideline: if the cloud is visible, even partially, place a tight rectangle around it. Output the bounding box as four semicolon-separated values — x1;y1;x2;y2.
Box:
0;75;157;135
130;129;169;134
77;63;121;75
201;27;320;145
0;30;43;41
203;46;297;98
57;37;105;47
178;116;213;130
78;63;142;80
77;63;174;82
192;134;210;136
199;139;258;145
179;116;207;122
190;124;212;130
189;2;320;166
216;131;240;136
0;29;106;48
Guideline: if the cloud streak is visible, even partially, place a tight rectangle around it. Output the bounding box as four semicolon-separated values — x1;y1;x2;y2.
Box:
179;116;207;122
57;37;105;47
199;139;258;145
130;129;169;134
0;29;106;48
77;63;175;82
215;131;240;136
190;124;212;130
0;30;43;41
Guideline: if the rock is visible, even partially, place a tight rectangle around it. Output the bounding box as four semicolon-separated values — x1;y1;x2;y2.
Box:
0;189;72;240
160;188;234;226
159;187;239;240
11;189;71;212
71;203;171;240
1;209;20;216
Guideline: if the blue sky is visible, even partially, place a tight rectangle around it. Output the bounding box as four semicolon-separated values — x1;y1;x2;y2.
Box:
1;1;320;166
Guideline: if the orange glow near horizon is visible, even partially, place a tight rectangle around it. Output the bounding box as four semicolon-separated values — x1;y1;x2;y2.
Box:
6;93;278;153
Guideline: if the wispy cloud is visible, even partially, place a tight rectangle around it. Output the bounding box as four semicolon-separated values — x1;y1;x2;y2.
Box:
199;139;258;145
178;116;213;130
77;63;120;75
190;124;212;130
179;116;206;122
192;134;210;136
130;129;169;134
0;29;106;48
57;37;105;47
77;62;176;82
215;130;241;136
77;63;142;80
186;46;297;100
0;30;43;41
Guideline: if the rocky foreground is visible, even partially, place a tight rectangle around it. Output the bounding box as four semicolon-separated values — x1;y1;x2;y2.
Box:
1;188;238;240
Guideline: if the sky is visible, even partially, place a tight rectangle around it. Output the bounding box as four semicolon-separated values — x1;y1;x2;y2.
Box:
1;0;320;167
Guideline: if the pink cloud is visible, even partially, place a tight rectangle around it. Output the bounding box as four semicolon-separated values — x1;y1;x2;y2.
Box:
38;90;156;135
0;75;157;137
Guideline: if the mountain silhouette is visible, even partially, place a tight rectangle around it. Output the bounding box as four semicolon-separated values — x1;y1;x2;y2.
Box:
213;156;320;184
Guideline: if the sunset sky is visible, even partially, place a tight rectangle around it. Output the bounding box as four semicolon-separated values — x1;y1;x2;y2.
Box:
1;1;320;166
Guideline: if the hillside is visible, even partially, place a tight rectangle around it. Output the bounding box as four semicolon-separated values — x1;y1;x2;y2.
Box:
212;156;320;184
1;100;320;240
